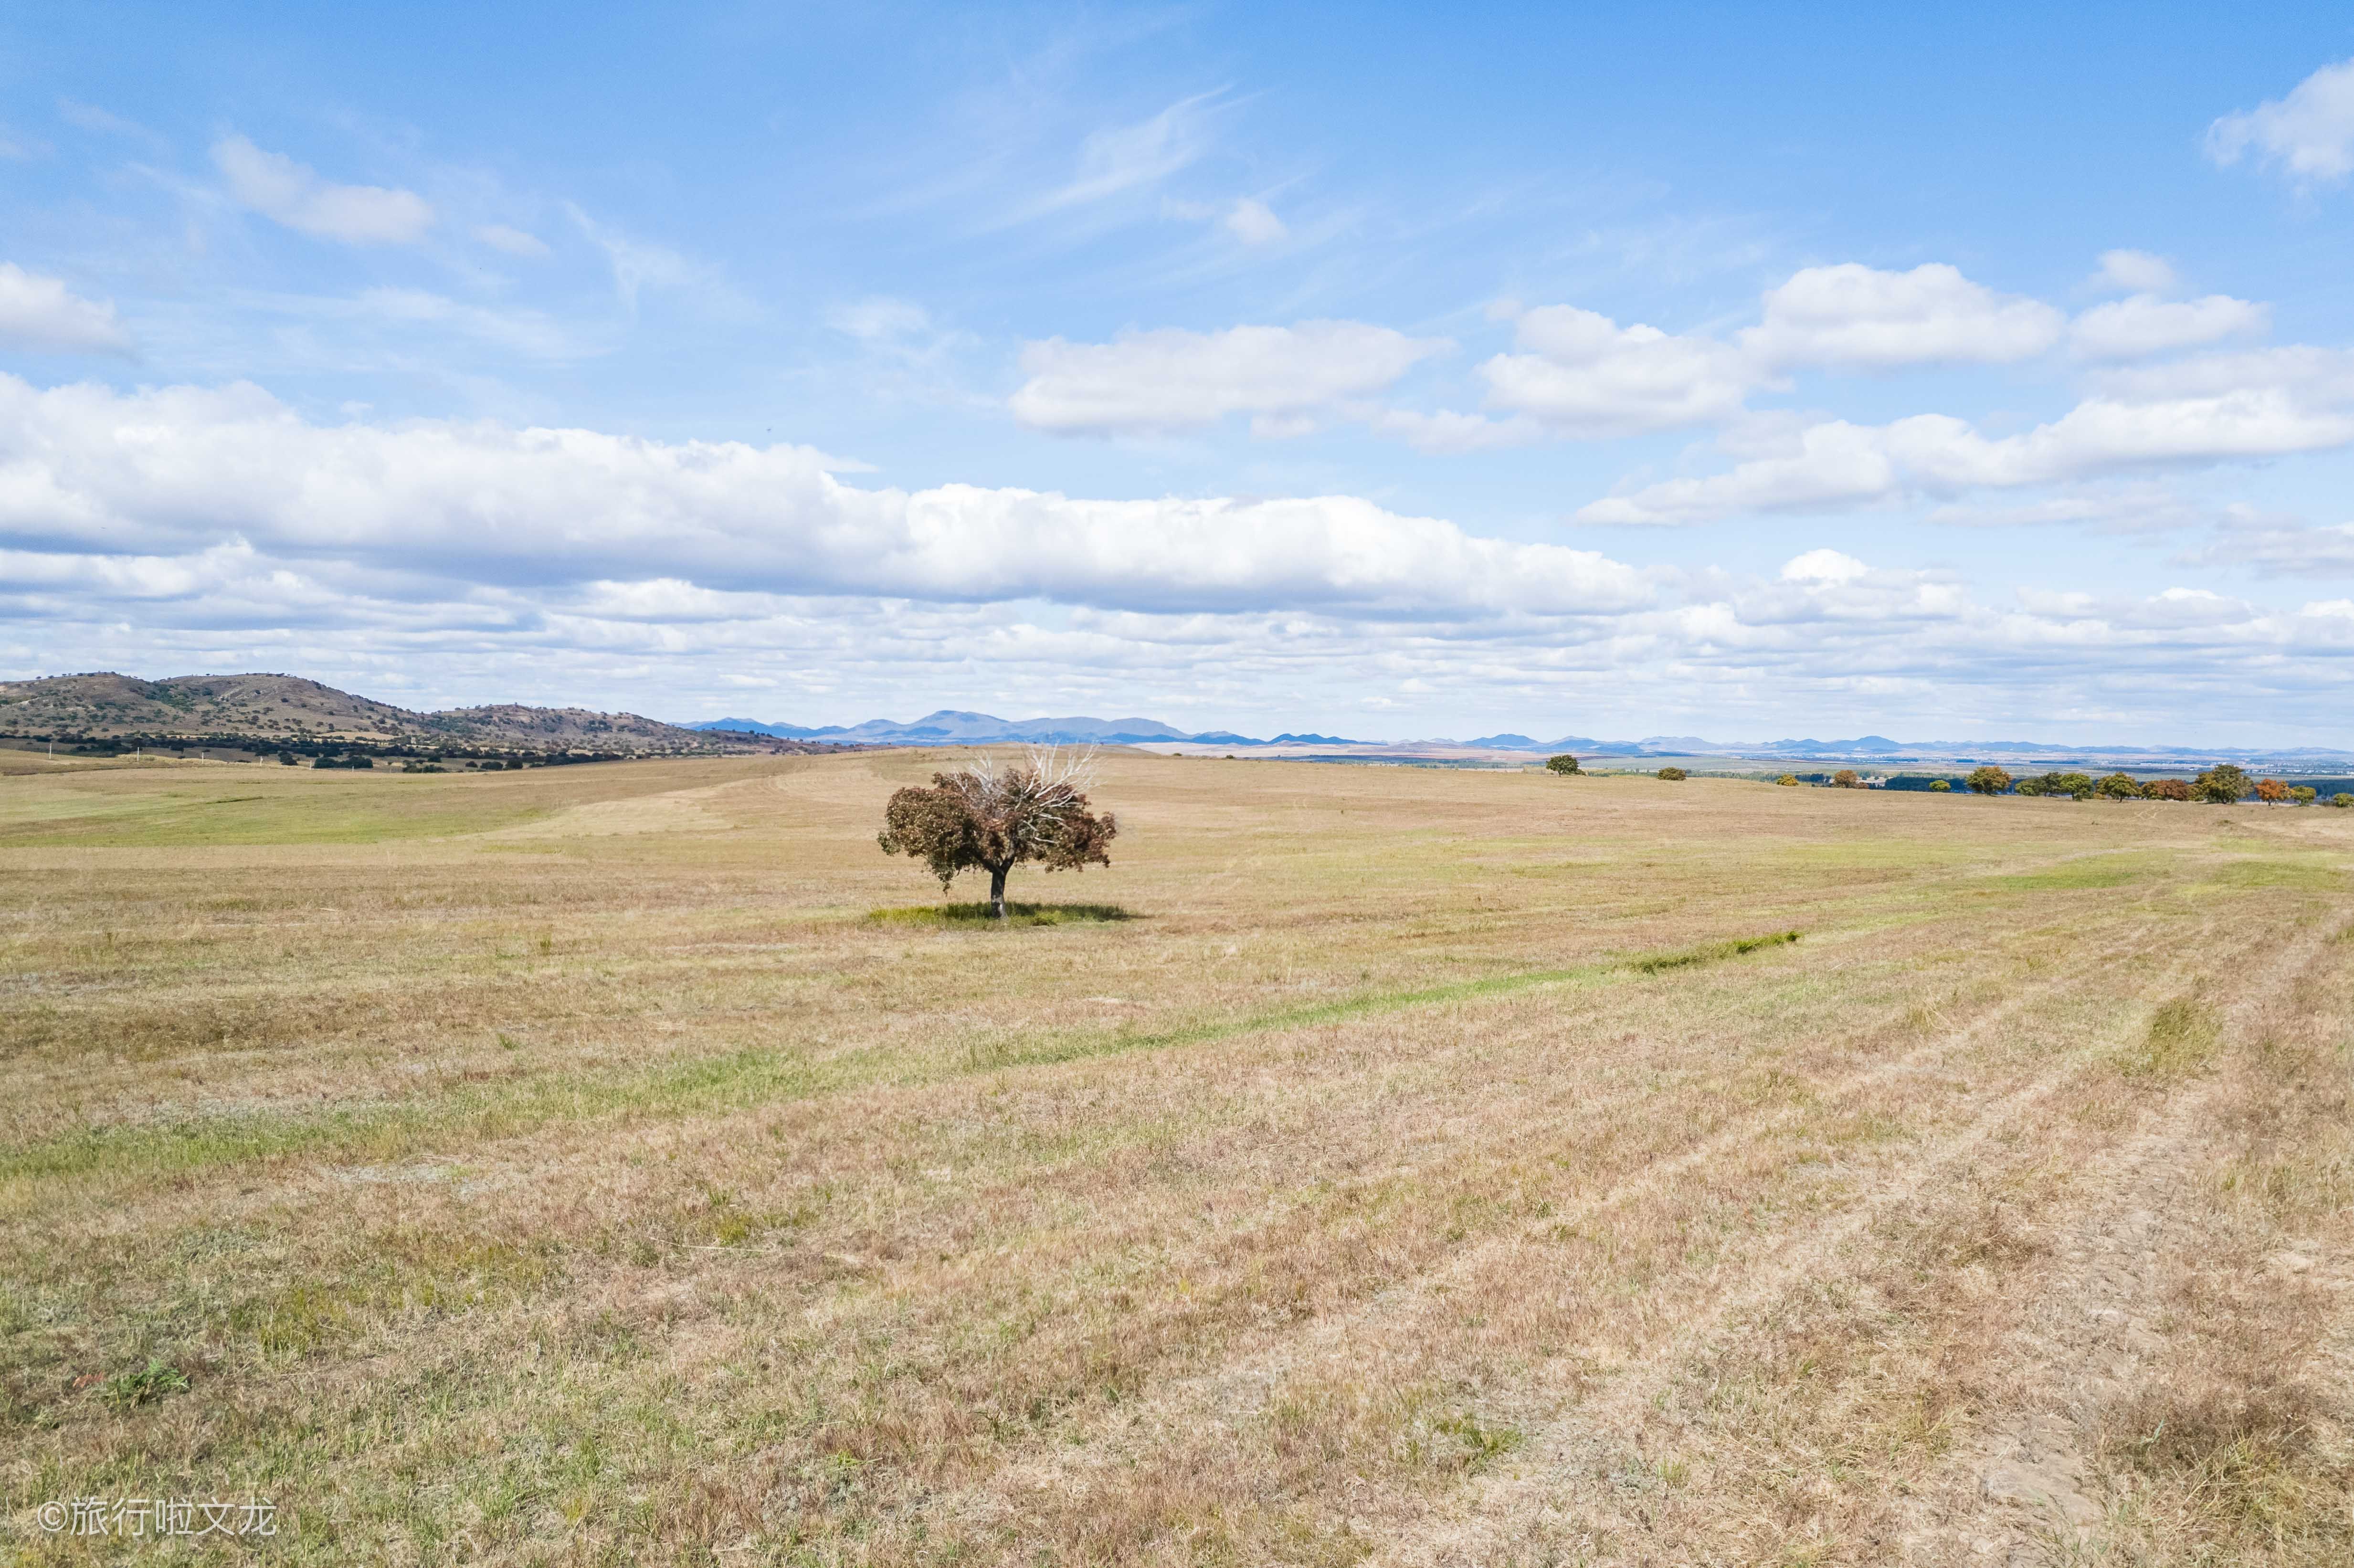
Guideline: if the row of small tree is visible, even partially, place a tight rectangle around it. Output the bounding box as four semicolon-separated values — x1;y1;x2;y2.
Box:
1962;763;2345;804
1546;753;2346;805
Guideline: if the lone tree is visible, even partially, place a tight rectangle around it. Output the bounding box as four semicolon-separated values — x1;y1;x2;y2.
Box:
878;748;1117;919
1965;765;2013;796
2192;764;2252;804
1832;768;1861;789
1545;754;1581;776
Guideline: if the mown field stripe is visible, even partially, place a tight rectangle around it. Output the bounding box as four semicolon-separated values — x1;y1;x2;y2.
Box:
0;930;1802;1192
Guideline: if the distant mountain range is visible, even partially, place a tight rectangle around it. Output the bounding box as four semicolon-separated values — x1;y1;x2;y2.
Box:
692;710;1363;747
690;711;2354;763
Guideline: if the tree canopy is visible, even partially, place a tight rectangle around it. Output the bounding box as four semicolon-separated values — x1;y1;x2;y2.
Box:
2192;765;2252;804
879;749;1117;918
1964;765;2012;796
1545;754;1580;775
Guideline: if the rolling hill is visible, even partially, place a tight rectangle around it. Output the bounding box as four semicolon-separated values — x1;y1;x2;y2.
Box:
0;673;835;758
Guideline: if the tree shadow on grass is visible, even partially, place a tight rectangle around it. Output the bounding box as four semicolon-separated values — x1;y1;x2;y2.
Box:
866;902;1137;928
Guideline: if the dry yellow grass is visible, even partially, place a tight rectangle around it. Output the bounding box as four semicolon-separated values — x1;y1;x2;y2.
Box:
2;751;2349;1565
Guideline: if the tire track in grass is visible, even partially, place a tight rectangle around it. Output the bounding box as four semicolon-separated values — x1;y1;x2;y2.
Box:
1369;918;2318;1568
0;931;1804;1205
929;919;2184;1533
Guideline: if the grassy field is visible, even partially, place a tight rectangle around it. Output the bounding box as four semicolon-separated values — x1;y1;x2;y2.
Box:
2;750;2350;1565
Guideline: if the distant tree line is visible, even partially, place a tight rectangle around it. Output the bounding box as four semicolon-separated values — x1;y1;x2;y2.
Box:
1960;763;2345;805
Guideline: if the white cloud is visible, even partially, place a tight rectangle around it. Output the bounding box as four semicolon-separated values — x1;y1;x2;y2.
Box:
0;374;1645;618
2069;293;2268;359
2207;57;2354;184
1429;263;2067;450
1224;197;1287;245
2091;249;2177;295
0;264;132;353
1780;548;1869;584
1010;321;1448;436
474;223;549;258
1741;263;2064;370
1578;390;2354;524
211;135;435;245
1478;305;1757;437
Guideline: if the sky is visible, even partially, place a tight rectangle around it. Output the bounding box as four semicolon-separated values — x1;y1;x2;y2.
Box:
4;3;2354;743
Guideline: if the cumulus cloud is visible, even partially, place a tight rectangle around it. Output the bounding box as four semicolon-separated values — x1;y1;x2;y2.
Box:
1577;389;2354;524
1393;263;2070;452
2208;57;2354;184
1741;263;2063;370
1478;305;1756;437
211;135;435;245
2069;293;2268;359
0;374;1644;618
1010;321;1448;436
0;264;132;353
2092;249;2178;295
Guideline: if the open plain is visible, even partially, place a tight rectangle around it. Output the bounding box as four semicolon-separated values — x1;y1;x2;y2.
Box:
2;751;2350;1565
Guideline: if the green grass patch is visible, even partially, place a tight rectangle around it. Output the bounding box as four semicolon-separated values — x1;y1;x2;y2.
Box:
2120;997;2222;1080
97;1358;190;1410
2203;857;2344;892
1631;930;1802;974
1985;852;2169;892
866;901;1135;927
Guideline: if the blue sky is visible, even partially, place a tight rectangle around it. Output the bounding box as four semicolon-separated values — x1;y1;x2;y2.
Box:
5;3;2354;742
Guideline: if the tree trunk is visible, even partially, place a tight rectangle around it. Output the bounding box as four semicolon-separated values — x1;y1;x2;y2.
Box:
987;865;1008;920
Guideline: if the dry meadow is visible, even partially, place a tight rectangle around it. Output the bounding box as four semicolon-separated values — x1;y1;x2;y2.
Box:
2;750;2350;1565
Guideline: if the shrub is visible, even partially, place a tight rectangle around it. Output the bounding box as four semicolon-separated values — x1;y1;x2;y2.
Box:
1964;765;2012;796
1544;754;1580;776
1656;766;1688;781
1775;774;1799;787
1929;779;1951;792
2290;785;2316;804
2096;772;2140;799
1831;768;1860;788
2143;777;2192;801
2192;764;2252;804
2333;792;2354;808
